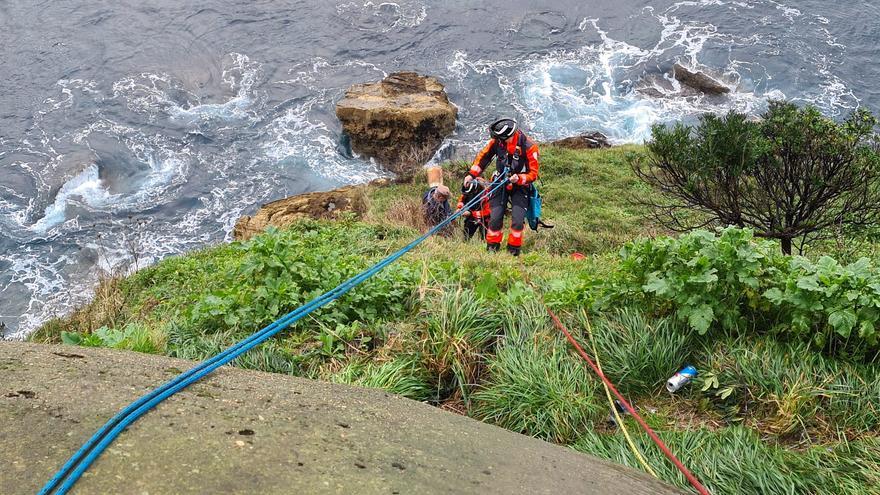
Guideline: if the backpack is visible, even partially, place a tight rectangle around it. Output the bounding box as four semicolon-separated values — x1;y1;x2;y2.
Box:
526;183;553;231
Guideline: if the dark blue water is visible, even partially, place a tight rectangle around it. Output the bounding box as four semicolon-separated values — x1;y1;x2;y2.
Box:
2;0;878;337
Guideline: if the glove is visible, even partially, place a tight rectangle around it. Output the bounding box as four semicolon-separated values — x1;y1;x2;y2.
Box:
509;174;519;184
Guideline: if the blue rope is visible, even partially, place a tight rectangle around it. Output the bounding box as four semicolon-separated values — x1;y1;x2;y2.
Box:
40;171;509;495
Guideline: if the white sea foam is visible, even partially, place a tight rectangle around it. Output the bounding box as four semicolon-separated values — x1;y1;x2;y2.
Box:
0;0;864;337
0;248;77;339
446;0;856;147
30;164;112;233
262;98;387;185
170;53;262;122
335;1;427;32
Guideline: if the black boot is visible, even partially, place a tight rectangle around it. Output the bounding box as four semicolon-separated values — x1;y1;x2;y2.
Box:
487;242;501;252
506;244;521;256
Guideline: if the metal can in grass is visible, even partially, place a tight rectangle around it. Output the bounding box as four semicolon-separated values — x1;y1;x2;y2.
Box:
666;365;698;393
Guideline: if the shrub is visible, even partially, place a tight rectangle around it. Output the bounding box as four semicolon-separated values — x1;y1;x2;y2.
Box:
602;227;880;355
764;256;880;352
635;101;880;254
602;227;780;335
190;222;417;333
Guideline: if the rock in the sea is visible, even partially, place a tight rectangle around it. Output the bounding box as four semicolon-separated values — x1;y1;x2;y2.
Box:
233;183;381;240
336;72;457;178
635;73;681;99
548;132;611;149
672;62;731;95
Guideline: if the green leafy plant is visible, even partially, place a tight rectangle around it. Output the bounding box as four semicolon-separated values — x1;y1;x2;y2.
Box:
190;223;416;333
603;227;880;355
602;227;778;335
61;323;161;354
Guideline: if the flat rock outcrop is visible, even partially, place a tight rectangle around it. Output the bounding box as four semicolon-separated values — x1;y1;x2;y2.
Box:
548;132;612;149
1;342;685;494
336;72;457;178
233;184;376;240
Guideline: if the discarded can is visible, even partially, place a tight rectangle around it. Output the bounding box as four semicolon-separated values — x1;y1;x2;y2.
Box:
666;365;698;393
607;399;630;428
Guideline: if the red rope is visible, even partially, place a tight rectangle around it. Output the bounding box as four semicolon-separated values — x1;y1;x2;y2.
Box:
547;309;711;495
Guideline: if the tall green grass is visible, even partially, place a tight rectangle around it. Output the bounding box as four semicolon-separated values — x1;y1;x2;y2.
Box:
473;320;603;443
329;355;435;402
573;427;880;495
581;309;696;395
701;336;880;435
422;288;501;402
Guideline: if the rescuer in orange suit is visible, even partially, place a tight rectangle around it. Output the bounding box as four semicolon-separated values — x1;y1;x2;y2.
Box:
457;178;491;240
463;118;540;256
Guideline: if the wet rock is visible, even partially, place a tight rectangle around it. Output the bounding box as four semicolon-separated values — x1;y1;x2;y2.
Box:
233;182;388;241
672;62;731;95
547;132;611;149
336;72;457;178
635;73;680;99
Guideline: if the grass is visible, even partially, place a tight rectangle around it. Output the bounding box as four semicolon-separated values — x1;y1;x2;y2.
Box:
422;288;501;403
327;354;435;402
581;309;697;396
366;145;662;254
573;427;880;495
31;145;880;494
473;321;603;444
699;336;880;437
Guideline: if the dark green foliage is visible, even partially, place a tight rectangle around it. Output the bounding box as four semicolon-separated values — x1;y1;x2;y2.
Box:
603;227;880;355
191;222;417;333
764;256;880;352
637;102;880;254
603;227;777;334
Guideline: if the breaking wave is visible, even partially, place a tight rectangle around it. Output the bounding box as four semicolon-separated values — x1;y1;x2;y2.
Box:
0;0;867;337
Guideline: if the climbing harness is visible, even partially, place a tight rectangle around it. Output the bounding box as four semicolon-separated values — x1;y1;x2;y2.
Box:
39;171;512;495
